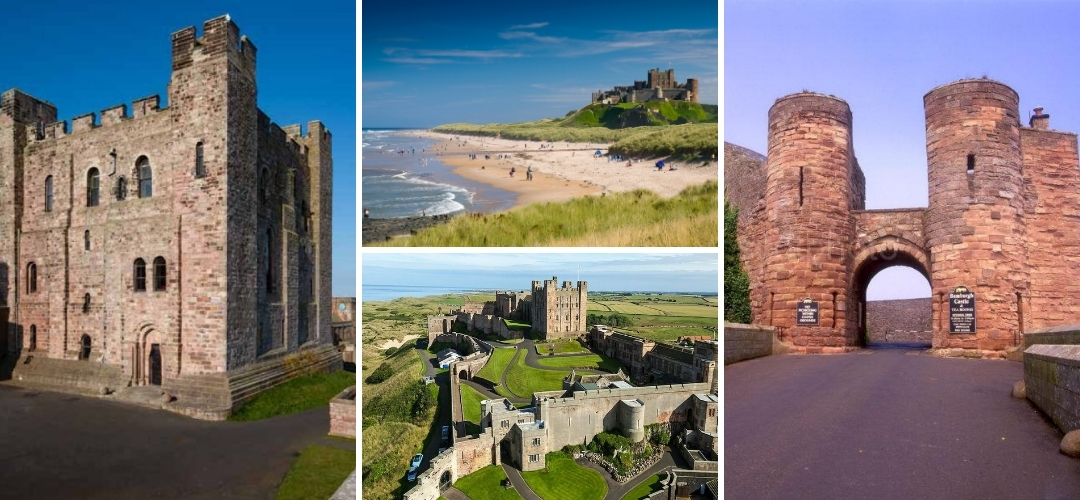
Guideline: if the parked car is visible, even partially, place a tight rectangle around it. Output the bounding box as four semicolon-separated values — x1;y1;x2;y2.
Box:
411;453;424;469
422;376;435;385
407;468;418;482
441;425;450;445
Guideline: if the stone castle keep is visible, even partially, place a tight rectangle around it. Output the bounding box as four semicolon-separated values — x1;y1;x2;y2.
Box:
428;276;587;342
0;15;336;417
591;68;699;104
729;78;1080;356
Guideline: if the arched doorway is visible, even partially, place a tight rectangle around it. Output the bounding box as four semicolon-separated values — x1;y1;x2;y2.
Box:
439;470;452;491
149;344;162;386
79;334;91;360
459;369;468;381
852;246;932;348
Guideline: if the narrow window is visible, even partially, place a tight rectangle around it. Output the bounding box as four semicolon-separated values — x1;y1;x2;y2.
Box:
153;256;166;291
1016;291;1024;338
83;293;90;313
134;258;146;292
45;176;54;212
137;157;153;198
195;142;205;178
116;177;127;201
967;154;975;174
27;262;37;293
29;325;36;351
84;230;90;251
265;228;275;294
79;334;91;360
831;291;838;328
87;168;100;207
261;168;270;203
798;167;805;206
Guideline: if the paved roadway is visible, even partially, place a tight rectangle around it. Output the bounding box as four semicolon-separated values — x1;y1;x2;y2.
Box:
0;384;345;500
726;349;1080;500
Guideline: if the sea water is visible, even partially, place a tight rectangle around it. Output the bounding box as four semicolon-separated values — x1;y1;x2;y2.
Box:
361;129;517;218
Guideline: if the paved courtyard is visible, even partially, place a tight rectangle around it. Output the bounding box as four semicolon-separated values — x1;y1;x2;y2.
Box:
726;349;1080;500
0;384;344;500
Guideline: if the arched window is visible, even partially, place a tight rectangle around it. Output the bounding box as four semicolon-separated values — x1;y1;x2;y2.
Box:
29;325;36;352
137;157;152;198
116;176;127;201
134;258;146;292
45;176;54;212
83;293;90;313
27;262;37;293
84;230;90;251
79;334;91;360
153;256;166;291
87;168;100;207
265;228;275;294
195;142;205;178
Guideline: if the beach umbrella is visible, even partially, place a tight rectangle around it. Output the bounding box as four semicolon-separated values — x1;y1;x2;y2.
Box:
656;161;665;167
595;150;602;155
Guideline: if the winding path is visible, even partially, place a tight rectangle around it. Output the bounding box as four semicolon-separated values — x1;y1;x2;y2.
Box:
501;464;542;500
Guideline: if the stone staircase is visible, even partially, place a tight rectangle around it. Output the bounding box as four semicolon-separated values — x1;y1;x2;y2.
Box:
1;354;129;396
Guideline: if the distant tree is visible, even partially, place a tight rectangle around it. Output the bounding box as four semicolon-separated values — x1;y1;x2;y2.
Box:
725;200;752;324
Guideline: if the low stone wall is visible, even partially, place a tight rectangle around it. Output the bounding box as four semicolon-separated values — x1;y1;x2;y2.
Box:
1024;344;1080;434
1023;324;1080;350
724;323;774;365
329;386;356;438
677;443;718;471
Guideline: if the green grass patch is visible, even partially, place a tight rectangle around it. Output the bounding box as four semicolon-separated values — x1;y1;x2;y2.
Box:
475;348;517;384
454;465;523;500
534;339;588;355
229;370;356;422
535;353;622;373
460;384;489;424
275;445;355;500
621;473;664;500
520;452;607;500
503;318;531;330
371;181;718;247
504;352;570;397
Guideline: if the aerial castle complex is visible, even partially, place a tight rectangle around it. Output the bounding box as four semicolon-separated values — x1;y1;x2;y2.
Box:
726;78;1080;357
0;15;336;418
591;68;699;104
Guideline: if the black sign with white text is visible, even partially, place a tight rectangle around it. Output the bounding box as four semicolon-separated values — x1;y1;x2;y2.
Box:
796;298;819;326
949;286;976;334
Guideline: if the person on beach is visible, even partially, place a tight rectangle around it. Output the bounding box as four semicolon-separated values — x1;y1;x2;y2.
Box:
364;208;370;218
510;166;515;178
527;165;533;180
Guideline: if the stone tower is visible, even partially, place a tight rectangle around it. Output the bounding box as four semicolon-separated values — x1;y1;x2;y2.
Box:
924;79;1028;351
760;93;863;347
530;277;587;340
687;78;700;104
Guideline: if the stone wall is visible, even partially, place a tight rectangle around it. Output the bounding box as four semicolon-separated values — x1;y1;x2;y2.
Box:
723;323;773;365
1024;344;1080;433
329;385;355;438
865;298;932;343
1023;324;1080;349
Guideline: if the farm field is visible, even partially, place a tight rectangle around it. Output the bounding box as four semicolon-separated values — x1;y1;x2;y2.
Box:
587;293;718;343
362;293;496;346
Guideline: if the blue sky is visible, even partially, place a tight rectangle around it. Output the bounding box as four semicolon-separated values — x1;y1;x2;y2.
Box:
0;0;357;295
361;0;718;128
363;253;719;299
726;0;1080;300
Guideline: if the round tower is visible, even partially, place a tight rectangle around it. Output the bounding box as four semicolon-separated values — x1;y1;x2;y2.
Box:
924;79;1028;352
687;78;699;103
762;93;859;350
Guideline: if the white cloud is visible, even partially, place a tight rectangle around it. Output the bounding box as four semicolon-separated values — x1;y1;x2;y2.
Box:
499;31;564;43
509;22;549;30
416;49;521;58
382;57;452;64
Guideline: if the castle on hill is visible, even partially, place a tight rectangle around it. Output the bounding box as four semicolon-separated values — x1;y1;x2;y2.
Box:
591;68;699;104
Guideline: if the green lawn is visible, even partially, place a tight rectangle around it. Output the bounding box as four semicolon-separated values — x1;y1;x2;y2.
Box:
521;452;607;500
534;340;587;355
476;348;517;384
535;353;622;373
230;370;356;422
275;445;355;500
620;473;664;500
504;353;570;397
453;465;523;500
503;319;531;330
460;384;489;423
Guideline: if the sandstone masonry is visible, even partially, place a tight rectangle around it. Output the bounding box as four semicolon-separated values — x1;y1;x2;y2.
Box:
0;15;336;415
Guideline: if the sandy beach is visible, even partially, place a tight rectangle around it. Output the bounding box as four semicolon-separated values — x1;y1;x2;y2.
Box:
406;131;717;207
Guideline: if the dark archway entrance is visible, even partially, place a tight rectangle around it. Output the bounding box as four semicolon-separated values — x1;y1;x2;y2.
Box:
459;369;468;381
79;334;91;360
149;344;162;386
853;249;932;348
499;439;513;468
439;470;452;491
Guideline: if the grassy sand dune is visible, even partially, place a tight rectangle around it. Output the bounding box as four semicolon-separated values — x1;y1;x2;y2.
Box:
372;180;718;247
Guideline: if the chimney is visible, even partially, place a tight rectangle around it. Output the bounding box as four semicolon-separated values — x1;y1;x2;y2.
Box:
1030;106;1050;130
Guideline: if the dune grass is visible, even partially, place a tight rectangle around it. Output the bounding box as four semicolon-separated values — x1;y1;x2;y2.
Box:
275;445;356;500
535;353;622;373
229;370;356;422
520;452;607;500
371;181;718;247
504;352;570;397
454;465;523;500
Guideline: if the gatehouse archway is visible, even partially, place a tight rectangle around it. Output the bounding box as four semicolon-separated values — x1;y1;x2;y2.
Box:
458;370;468;381
852;245;932;348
